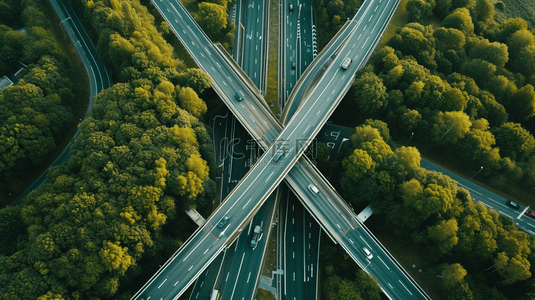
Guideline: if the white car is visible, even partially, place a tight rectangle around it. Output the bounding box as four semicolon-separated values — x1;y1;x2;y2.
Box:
361;247;373;259
308;184;319;195
341;57;352;70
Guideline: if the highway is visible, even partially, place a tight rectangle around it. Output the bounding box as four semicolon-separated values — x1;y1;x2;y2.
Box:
283;188;321;300
134;0;431;299
14;0;111;204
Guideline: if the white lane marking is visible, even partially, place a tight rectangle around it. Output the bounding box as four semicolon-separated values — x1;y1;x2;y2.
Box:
336;224;341;229
201;53;204;57
222;81;227;86
188;265;193;271
457;183;482;195
388;283;393;289
266;171;275;181
247;272;251;283
226;272;230;281
174;280;179;286
374;5;378;11
243;198;253;209
364;24;368;30
358;34;362;40
349;238;354;244
316;111;320;115
399;280;412;295
378;256;390;270
359;235;372;250
362;37;370;48
200;281;204;287
203;248;209;254
158;277;168;289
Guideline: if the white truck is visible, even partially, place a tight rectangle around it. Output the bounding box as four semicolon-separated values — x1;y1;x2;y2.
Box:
250;225;263;249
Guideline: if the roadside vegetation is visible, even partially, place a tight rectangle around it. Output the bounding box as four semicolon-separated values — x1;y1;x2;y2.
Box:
0;0;220;299
0;0;88;207
313;0;535;298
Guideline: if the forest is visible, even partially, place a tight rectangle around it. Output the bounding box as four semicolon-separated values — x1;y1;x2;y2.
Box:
318;0;535;298
0;0;219;299
0;0;81;206
1;0;535;298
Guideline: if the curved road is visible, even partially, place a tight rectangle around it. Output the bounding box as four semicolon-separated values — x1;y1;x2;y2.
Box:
14;0;111;204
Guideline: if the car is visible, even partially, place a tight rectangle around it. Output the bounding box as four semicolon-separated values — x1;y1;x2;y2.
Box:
235;92;244;101
217;215;230;228
291;61;296;69
308;184;319;195
273;149;285;162
507;200;520;209
341;57;352;70
250;225;263;249
289;3;293;12
526;210;535;219
361;247;373;259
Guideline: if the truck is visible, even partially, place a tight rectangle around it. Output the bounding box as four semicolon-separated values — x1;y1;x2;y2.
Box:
210;290;219;300
250;225;263;249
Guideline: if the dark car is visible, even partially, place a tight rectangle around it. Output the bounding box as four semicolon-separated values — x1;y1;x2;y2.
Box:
526;210;535;219
217;215;230;228
507;200;520;209
289;3;293;12
235;92;244;101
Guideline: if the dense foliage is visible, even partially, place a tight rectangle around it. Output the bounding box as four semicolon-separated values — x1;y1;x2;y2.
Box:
0;0;218;299
180;0;235;51
312;0;363;48
334;0;535;195
337;122;535;299
320;239;382;300
0;0;78;204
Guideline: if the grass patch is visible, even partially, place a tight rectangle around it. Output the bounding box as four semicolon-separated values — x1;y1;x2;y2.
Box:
256;288;276;300
377;0;409;49
261;220;278;277
265;0;280;116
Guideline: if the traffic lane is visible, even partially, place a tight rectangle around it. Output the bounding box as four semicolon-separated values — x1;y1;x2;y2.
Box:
285;194;307;300
159;0;279;136
189;252;224;300
343;229;423;299
242;0;264;86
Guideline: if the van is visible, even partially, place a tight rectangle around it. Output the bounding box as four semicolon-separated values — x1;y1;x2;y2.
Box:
235;92;244;101
308;184;319;195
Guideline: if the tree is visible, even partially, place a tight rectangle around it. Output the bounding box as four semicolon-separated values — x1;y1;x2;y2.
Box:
507;84;535;122
470;39;509;68
428;219;459;255
442;87;467;111
475;0;494;23
350;125;382;148
434;27;466;50
177;86;207;118
442;8;474;35
406;0;433;23
352;72;388;115
436;263;474;300
342;149;376;181
431;111;472;145
463;59;497;87
197;3;228;36
493;122;535;161
175;68;212;94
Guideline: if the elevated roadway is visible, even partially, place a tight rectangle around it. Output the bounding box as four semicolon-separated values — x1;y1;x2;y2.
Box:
134;0;430;299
